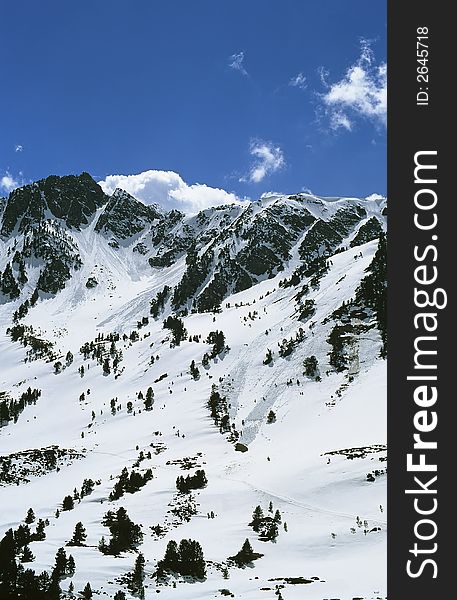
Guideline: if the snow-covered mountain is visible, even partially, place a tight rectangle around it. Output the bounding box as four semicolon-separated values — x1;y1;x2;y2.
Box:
0;173;387;600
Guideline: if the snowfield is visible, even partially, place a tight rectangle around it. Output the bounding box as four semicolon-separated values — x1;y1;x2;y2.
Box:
0;188;386;600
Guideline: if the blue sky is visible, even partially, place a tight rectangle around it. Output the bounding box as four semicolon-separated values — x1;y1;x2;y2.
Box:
1;0;386;210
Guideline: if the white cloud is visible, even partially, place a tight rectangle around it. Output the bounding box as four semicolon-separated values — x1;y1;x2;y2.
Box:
0;171;20;194
228;51;248;76
289;72;307;90
320;40;386;130
99;170;243;214
15;144;23;153
241;140;285;184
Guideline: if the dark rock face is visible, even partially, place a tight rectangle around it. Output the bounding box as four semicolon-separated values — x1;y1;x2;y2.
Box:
350;217;383;248
95;188;162;239
1;172;107;237
299;205;366;270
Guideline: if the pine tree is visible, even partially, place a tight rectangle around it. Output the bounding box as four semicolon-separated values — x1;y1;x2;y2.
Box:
66;555;76;577
25;508;35;524
30;288;39;306
33;519;46;541
263;348;273;365
144;387;154;410
52;547;68;580
103;358;111;375
62;495;74;511
267;410;276;424
274;509;282;523
131;552;145;593
114;592;127;600
69;522;87;546
20;545;35;563
249;506;264;532
189;359;200;380
160;540;179;574
229;538;263;566
82;582;93;599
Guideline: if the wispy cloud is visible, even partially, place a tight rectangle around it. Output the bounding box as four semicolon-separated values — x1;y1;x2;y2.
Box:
15;144;23;153
228;51;248;77
320;39;386;131
289;72;307;90
99;170;243;214
0;171;21;194
241;140;285;184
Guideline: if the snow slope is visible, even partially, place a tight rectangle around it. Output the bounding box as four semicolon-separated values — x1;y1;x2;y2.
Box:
0;182;386;600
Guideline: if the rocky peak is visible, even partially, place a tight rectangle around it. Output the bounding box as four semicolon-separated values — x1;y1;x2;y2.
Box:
94;187;163;240
0;172;108;237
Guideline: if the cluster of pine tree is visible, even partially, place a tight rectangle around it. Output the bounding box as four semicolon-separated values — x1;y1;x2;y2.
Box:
0;388;41;426
207;387;234;435
0;518;65;600
109;466;153;500
150;285;171;318
249;503;282;542
327;324;353;372
163;316;188;346
156;539;206;580
278;327;306;358
137;386;154;411
80;332;123;373
303;355;319;379
0;263;20;299
6;324;54;362
13;292;37;322
99;507;143;555
176;469;207;493
205;330;227;358
297;298;315;321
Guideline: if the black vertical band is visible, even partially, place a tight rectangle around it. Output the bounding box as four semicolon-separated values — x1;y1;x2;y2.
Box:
388;2;453;597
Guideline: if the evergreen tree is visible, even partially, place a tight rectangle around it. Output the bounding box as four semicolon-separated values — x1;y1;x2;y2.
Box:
66;555;76;577
103;358;111;375
130;552;145;595
189;359;200;380
33;519;46;541
114;592;127;600
144;387;154;410
82;582;93;599
62;495;74;511
303;355;318;378
263;348;273;365
25;508;35;524
228;539;263;567
162;540;179;573
20;545;35;563
30;288;39;306
14;524;31;548
52;547;68;580
69;522;87;546
267;410;276;424
249;506;264;532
